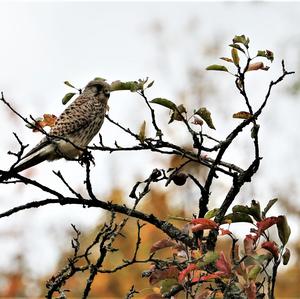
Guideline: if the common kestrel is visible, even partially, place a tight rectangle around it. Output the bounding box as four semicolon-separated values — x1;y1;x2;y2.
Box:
13;79;110;173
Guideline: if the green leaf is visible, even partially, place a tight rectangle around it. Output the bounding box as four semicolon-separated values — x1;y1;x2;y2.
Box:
232;35;250;48
206;64;228;72
250;200;261;221
62;92;76;105
204;208;219;219
64;81;75;88
195;107;216;130
282;248;291;265
147;80;155;88
229;44;245;54
94;76;107;81
169;104;187;123
160;278;178;295
197;251;219;268
262;198;278;218
232;202;261;221
150;98;177;110
256;50;274;62
223;212;253;224
248;265;261;280
277;215;291;246
251;124;260;139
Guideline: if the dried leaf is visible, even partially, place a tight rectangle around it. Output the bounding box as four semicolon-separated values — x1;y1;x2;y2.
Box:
150;239;176;253
191;115;204;126
232;111;253;119
220;57;233;63
231;48;240;66
246;62;266;71
43;114;57;127
138;120;146;143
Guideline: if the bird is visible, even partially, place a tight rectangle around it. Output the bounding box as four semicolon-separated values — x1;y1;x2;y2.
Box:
9;79;110;174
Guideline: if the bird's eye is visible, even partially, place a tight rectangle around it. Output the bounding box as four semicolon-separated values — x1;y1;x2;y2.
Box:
96;85;103;92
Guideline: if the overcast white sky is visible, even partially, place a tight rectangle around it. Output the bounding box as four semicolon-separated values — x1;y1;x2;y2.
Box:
0;1;300;289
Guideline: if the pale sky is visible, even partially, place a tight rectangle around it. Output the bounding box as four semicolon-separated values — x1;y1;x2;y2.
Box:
0;1;300;289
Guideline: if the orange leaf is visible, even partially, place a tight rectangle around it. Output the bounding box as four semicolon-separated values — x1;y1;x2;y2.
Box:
178;263;198;283
215;251;231;276
150;239;176;253
261;241;279;259
43;114;57;127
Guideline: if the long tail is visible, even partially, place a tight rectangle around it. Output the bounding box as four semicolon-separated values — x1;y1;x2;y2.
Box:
0;143;53;181
12;152;48;174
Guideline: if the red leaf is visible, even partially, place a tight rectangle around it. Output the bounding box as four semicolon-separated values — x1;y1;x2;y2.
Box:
150;239;176;253
245;280;256;299
257;217;279;236
191;272;223;283
178;263;198;283
261;241;279;259
244;234;256;255
215;251;231;276
191;218;218;232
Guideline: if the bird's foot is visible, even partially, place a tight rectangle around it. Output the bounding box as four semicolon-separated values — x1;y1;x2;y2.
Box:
79;150;95;167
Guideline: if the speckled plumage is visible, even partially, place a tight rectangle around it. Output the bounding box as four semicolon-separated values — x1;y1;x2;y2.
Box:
13;79;110;173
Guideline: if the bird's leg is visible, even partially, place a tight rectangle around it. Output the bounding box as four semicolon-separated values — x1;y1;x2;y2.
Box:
79;149;95;167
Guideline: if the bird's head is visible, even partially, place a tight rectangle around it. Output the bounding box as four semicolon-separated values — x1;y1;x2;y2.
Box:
84;79;110;98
